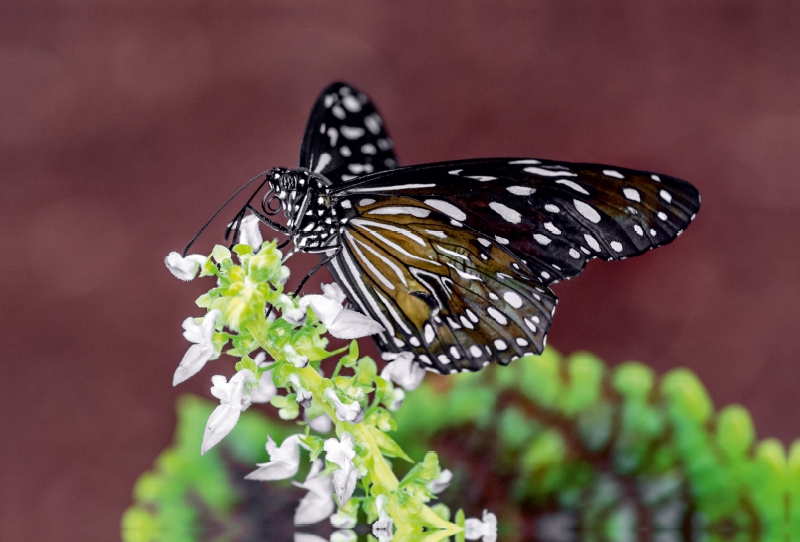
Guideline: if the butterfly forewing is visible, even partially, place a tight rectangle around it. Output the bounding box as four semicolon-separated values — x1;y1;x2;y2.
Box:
333;158;700;285
299;82;398;183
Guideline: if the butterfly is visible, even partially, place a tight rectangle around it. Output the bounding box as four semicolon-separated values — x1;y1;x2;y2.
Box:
229;82;700;375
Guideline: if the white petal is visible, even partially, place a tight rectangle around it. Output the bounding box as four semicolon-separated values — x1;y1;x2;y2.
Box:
201;403;241;454
307;413;333;433
236;214;263;251
324;433;356;468
165;252;206;281
249;370;277;403
332;463;358;507
372;495;393;542
300;294;344;327
427;469;453;494
293;460;335;525
326;310;385;339
386;388;405;412
465;510;498;542
324;388;364;424
321;282;347;304
244;435;301;480
173;343;212;386
293;534;329;542
380;352;426;391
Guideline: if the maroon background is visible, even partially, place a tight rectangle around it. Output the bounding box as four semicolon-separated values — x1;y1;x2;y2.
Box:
3;2;800;540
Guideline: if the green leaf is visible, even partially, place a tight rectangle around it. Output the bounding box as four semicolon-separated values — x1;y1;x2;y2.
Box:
356;356;377;387
299;434;325;462
341;340;359;367
210;245;232;264
232;244;253;257
234;355;259;376
369;426;413;462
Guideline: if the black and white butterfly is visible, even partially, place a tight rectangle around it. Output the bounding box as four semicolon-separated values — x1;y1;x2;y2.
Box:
228;82;700;374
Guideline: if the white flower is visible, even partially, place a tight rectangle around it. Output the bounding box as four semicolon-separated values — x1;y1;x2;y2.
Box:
249;352;277;403
279;294;307;324
465;510;497;542
426;469;452;494
165;251;207;281
299;284;384;339
293;459;335;525
324;388;364;424
380;352;426;391
244;435;302;481
284;344;309;368
330;529;357;542
201;369;256;454
386;388;405;412
372;495;393;542
290;374;313;408
306;412;333;434
324;432;358;507
173;310;221;386
229;214;263;251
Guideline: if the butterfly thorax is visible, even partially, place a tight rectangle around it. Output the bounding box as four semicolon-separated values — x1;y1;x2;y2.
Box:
268;167;341;251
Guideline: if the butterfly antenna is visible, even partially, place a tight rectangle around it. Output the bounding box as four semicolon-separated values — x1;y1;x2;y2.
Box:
182;170;272;257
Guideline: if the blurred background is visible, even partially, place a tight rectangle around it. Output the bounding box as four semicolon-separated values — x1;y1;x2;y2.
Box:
2;1;799;540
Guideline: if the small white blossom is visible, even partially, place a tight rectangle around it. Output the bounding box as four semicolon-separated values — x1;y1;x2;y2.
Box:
249;352;277;403
293;459;335;525
299;284;384;339
289;374;313;408
306;412;333;434
173;310;221;386
201;369;256;454
244;435;302;481
426;469;452;494
165;251;207;281
386;388;405;412
279;294;307;324
380;352;426;391
330;529;357;542
324;388;364;424
372;495;393;542
324;432;358;507
229;214;263;251
284;344;309;368
465;510;497;542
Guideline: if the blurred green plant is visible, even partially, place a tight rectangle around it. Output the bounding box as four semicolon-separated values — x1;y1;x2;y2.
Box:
123;348;798;542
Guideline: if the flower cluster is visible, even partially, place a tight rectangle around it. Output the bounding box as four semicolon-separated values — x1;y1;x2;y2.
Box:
165;238;496;540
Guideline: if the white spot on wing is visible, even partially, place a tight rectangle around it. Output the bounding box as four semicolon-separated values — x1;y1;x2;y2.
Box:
544;204;560;213
359;198;376;206
340;126;365;139
494;339;508;351
634;224;644;236
660;190;672;203
348;163;374;174
507;186;536;196
361;143;377;155
556;179;590;195
425;229;447;238
467;176;497;182
478;238;491;247
326;127;339;146
610;241;623;252
448;169;463;176
348;183;436;193
657;211;668;221
495;236;509;245
342;95;362;112
314;153;332;173
525;166;577;177
574;200;602;223
367;206;431;218
569;248;581;258
584;234;601;252
534;234;551;245
424;199;467;221
651;174;661;182
603;169;624;179
504;291;523;308
424;324;435;344
470;345;483;358
489;202;522;224
623;188;641;202
509;159;541;164
488;307;508;325
544;222;561;235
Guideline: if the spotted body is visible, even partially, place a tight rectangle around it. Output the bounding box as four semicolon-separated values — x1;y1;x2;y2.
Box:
243;83;701;374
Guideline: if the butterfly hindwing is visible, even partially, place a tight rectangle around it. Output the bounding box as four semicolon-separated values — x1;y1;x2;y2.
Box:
299;82;398;183
326;198;557;372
